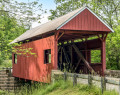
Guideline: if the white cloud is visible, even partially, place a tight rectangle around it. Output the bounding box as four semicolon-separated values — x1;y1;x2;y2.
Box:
32;13;50;28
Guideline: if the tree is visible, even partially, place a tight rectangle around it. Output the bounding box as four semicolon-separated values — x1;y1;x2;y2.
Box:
0;0;45;29
0;11;26;63
0;0;44;66
106;26;120;70
49;0;120;28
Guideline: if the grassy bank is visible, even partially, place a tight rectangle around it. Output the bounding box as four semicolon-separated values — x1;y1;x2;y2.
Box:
32;80;118;95
0;80;118;95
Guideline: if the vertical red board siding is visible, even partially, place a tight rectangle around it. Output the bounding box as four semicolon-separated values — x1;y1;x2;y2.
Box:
60;9;111;32
12;35;57;83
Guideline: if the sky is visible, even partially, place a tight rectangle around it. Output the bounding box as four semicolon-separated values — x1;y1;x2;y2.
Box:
18;0;56;28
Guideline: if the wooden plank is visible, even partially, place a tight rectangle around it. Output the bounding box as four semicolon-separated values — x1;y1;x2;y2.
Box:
64;72;67;81
101;77;106;93
66;72;74;77
70;46;73;72
74;59;82;72
106;79;119;85
103;33;108;41
62;46;71;67
60;47;63;70
72;44;95;73
97;34;103;41
92;76;101;81
119;80;120;95
73;73;77;86
63;30;109;35
77;74;88;79
88;75;92;86
57;32;64;40
67;45;73;72
58;46;61;52
65;33;89;38
59;37;85;42
55;31;60;41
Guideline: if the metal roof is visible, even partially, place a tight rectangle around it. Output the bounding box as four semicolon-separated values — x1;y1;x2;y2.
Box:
10;6;114;44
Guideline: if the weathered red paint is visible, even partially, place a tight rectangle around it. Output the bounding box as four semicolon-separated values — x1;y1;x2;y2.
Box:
60;9;111;32
91;64;102;75
12;35;57;83
12;7;111;81
101;40;106;76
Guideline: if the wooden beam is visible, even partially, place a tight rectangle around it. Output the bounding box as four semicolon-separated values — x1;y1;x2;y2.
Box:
65;33;89;38
55;31;60;41
103;33;108;41
74;58;82;72
97;34;103;41
70;46;73;72
60;47;63;70
101;40;106;76
59;36;84;42
62;46;71;71
85;38;88;61
97;33;108;41
57;32;64;40
54;37;58;69
72;44;95;74
63;30;109;35
58;46;61;53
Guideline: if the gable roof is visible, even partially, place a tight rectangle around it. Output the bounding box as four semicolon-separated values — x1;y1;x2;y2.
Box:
10;6;114;44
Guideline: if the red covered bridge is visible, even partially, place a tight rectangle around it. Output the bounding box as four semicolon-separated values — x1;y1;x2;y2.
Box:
11;7;114;83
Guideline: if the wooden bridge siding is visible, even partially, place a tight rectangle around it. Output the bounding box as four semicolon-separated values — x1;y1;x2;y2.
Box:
91;64;102;75
60;9;111;32
12;35;57;83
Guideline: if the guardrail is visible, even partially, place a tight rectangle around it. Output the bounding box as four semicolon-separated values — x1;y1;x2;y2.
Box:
51;70;120;94
0;67;12;70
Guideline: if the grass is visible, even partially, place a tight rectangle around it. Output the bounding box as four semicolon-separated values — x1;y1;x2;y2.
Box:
32;80;118;95
0;80;118;95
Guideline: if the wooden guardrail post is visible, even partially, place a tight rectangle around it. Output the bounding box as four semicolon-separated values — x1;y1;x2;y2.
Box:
64;72;67;81
73;73;77;86
88;75;92;86
101;77;106;94
119;80;120;95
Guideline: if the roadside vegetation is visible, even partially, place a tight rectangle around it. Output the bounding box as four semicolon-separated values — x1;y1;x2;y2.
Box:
0;0;120;70
0;80;118;95
0;0;120;95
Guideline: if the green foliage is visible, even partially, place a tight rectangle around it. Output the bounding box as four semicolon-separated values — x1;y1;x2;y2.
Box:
0;12;26;65
0;90;8;95
1;80;117;95
106;25;120;70
0;0;43;66
0;0;44;28
49;0;120;28
0;60;12;67
32;80;118;95
91;50;101;63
